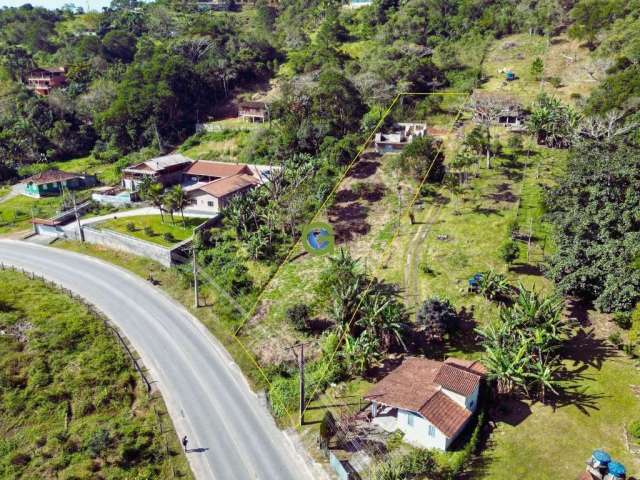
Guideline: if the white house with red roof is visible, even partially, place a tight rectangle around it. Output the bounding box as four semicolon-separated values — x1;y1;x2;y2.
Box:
364;357;485;451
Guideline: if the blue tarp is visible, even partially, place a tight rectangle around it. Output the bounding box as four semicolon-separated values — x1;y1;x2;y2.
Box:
592;450;611;463
468;273;483;287
608;461;626;477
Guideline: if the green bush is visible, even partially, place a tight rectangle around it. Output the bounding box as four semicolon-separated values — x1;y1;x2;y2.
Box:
548;76;562;88
613;312;632;329
609;331;623;347
162;232;175;243
499;239;520;264
143;226;154;236
629;420;640;439
126;222;136;232
285;303;311;331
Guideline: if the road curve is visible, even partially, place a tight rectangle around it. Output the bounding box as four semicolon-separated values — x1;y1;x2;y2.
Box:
0;240;309;480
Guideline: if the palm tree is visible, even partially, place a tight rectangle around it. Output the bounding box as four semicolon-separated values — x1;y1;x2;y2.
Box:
163;191;177;225
525;356;560;403
170;185;189;227
144;182;166;222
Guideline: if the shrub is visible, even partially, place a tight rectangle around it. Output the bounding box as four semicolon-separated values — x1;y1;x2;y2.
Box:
613;312;632;329
286;303;310;331
386;430;405;451
86;429;110;458
416;297;459;344
162;232;175;243
143;226;154;236
548;76;562;88
500;239;520;264
507;219;520;238
476;270;511;301
629;420;640;439
126;222;136;232
608;331;623;347
507;135;523;152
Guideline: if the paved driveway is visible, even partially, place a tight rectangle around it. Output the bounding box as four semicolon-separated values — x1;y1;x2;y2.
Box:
0;240;310;480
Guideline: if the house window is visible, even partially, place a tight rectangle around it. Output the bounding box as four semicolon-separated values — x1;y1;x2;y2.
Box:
407;413;414;427
207;201;214;207
428;425;436;437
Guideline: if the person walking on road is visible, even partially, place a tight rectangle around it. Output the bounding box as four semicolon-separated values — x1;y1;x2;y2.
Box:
182;435;188;452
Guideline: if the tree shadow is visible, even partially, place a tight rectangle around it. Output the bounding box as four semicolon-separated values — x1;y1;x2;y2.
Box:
489;397;532;427
471;205;502;216
364;357;404;382
334;189;360;203
562;326;617;371
328;203;371;243
348;160;380;179
509;263;544;276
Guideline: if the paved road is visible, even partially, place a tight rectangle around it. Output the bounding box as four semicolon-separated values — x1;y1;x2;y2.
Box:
0;240;309;480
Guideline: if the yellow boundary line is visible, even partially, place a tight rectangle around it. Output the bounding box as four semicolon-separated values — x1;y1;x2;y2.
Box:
302;93;472;414
206;91;468;426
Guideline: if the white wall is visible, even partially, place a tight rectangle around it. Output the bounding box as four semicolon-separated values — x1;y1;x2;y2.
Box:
396;409;448;450
189;191;220;212
442;386;479;412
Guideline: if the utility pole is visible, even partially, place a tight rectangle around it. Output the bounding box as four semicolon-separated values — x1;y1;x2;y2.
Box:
71;192;84;242
192;229;199;308
288;342;311;426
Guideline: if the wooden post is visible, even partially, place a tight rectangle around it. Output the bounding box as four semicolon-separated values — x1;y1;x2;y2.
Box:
192;230;199;308
72;193;84;242
299;342;305;427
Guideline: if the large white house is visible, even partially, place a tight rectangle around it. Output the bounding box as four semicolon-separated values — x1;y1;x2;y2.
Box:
364;357;485;451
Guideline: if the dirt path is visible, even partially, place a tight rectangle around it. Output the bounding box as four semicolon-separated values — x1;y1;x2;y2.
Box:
403;203;444;310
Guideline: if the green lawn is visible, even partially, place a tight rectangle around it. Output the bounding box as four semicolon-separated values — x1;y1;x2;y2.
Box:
475;353;640;479
0;270;191;479
0;194;63;235
98;215;207;247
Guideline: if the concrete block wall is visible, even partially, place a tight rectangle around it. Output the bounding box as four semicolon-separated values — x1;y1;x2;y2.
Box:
83;226;174;267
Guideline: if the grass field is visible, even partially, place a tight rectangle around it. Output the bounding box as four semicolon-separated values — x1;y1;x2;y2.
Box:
480;33;602;106
98;215;207;247
180;120;261;161
0;270;191;479
0;194;62;235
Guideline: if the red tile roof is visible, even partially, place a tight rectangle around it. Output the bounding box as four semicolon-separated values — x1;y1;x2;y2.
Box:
419;391;472;438
365;358;442;412
444;358;487;376
434;363;482;397
364;357;484;439
23;169;82;185
185;161;252;178
198;174;260;198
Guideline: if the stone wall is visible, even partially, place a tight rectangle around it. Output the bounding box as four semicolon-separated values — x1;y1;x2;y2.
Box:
82;226;175;267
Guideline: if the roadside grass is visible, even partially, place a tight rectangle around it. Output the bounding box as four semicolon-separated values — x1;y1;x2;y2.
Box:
0;185;9;197
0;270;191;479
0;194;62;235
97;215;207;247
52;241;272;394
